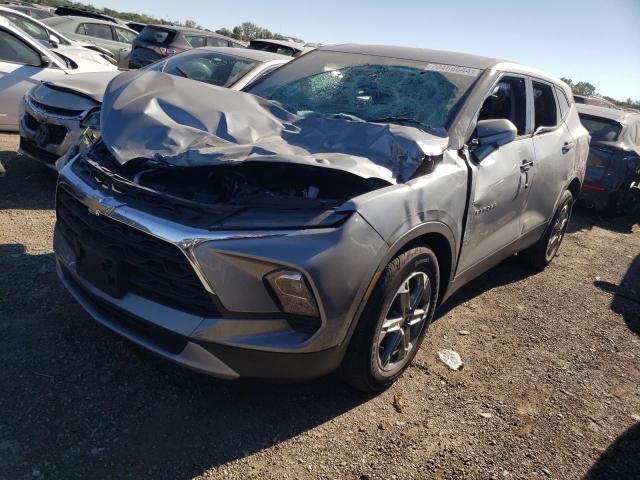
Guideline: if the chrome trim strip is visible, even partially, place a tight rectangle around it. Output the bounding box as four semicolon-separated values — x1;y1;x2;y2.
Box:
58;157;293;295
27;95;87;121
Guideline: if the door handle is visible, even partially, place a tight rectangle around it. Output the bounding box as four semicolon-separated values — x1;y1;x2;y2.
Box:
562;141;574;154
520;160;534;171
521;160;533;189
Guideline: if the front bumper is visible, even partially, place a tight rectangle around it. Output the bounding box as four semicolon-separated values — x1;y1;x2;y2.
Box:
53;157;387;380
19;95;92;170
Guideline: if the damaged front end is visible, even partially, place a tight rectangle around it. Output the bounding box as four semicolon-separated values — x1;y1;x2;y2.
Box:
53;67;452;379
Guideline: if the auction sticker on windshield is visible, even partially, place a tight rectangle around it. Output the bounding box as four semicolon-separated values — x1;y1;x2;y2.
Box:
424;63;480;77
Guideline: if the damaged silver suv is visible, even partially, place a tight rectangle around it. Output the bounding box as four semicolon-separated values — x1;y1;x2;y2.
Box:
54;45;589;391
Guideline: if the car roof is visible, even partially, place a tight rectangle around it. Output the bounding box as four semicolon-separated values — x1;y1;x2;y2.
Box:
189;46;291;62
147;24;238;39
251;38;305;50
318;44;505;70
576;103;640;124
54;15;136;30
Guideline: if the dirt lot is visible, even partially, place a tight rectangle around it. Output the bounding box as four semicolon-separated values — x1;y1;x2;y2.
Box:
1;132;639;480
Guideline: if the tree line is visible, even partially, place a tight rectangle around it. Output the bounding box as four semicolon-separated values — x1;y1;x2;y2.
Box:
561;78;639;111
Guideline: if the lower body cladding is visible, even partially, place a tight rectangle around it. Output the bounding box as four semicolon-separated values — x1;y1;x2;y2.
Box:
53;166;388;381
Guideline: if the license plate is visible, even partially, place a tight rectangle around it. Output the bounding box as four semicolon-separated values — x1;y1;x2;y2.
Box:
76;242;126;298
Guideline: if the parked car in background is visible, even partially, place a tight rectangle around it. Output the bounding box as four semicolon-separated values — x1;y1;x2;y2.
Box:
574;94;619;110
577;104;640;215
53;44;588;391
0;17;116;131
1;3;54;20
247;38;311;57
0;5;117;63
129;25;244;68
42;15;138;69
19;47;290;168
125;21;146;33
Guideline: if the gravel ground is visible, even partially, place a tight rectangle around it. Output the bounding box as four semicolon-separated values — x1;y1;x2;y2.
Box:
1;132;639;480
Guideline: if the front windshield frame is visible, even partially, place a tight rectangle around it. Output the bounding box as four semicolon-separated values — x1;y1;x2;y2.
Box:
248;50;483;133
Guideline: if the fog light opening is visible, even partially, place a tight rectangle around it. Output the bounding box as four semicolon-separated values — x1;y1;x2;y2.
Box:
265;270;320;318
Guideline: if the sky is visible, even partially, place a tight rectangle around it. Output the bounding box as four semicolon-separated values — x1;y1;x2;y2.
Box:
91;0;640;100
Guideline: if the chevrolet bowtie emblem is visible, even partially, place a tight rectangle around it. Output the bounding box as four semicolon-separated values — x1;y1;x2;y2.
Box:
84;196;124;216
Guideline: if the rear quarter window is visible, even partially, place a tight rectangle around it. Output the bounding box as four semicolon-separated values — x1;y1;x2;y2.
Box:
206;37;228;47
579;114;622;142
138;26;176;45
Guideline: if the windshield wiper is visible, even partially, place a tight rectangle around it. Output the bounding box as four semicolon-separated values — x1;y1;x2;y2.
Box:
367;116;433;132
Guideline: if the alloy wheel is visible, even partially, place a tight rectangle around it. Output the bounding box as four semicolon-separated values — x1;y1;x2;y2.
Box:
376;271;431;373
546;203;570;261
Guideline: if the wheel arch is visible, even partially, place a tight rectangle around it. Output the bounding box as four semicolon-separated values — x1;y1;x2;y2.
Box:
341;221;457;350
567;177;582;201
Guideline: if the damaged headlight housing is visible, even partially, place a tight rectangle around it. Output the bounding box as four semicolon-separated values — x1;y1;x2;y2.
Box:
265;270;319;318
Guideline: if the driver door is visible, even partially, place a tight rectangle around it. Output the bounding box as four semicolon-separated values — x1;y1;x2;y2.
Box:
457;75;535;274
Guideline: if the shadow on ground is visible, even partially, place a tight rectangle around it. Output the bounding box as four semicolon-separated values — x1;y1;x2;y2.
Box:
570;204;639;235
0;151;57;210
594;254;640;335
0;243;371;479
584;422;640;479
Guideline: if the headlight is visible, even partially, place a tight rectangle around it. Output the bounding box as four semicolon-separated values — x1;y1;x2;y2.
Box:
265;270;319;317
81;109;101;130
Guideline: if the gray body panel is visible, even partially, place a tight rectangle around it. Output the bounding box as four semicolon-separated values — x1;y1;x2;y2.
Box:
53;44;588;380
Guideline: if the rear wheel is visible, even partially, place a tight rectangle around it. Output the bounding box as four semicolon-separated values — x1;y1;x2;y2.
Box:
520;190;573;270
339;247;439;392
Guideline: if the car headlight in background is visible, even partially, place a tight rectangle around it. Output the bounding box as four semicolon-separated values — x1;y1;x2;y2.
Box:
265;270;320;318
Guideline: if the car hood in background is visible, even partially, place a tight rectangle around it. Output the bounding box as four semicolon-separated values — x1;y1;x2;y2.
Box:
100;70;449;183
45;71;121;103
55;46;119;73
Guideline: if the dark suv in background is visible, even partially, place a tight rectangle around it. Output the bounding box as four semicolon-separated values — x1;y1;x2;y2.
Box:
577;103;640;215
129;25;245;68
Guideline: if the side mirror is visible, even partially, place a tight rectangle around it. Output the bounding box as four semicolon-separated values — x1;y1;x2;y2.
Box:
49;34;60;48
39;54;51;68
473;118;517;161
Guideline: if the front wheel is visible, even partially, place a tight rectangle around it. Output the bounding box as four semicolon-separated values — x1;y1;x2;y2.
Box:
520;190;573;270
339;247;440;392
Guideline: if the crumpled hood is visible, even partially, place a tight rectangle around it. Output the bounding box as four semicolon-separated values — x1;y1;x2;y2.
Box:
56;46;118;73
45;71;121;103
101;70;449;183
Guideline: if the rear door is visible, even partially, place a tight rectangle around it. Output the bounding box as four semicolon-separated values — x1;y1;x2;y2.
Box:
523;79;576;232
113;26;136;68
77;22;122;64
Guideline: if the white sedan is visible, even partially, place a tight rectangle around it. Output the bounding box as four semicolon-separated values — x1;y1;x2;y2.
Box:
0;17;117;132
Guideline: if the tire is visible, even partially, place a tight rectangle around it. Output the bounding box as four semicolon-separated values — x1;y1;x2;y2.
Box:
519;190;573;271
339;246;440;392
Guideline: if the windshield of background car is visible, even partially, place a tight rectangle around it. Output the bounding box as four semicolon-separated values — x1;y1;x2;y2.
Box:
248;50;482;132
579;114;622;142
0;11;49;42
163;52;257;87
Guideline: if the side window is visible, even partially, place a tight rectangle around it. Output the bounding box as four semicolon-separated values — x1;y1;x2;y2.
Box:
0;29;41;65
555;87;570;120
82;23;114;41
478;76;527;135
115;27;137;44
186;36;206;47
532;81;558;130
206;37;227;47
0;12;49;42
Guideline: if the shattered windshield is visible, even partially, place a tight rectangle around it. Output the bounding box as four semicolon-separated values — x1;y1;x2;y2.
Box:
248;50;482;133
